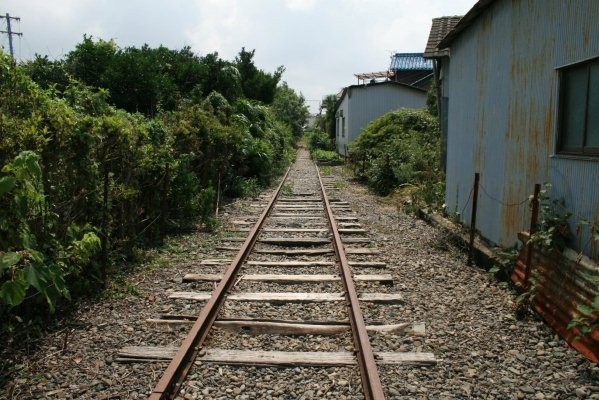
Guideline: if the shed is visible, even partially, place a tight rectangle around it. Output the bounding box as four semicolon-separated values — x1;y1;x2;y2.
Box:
334;81;426;156
430;0;599;255
427;0;599;360
423;16;462;168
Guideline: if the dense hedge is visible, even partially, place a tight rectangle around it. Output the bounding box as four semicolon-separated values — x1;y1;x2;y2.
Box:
0;50;296;328
349;108;443;206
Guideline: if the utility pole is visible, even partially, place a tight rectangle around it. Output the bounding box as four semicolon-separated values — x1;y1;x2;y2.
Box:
0;13;22;59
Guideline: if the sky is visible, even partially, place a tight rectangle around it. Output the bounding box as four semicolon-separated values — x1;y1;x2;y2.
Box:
1;0;476;113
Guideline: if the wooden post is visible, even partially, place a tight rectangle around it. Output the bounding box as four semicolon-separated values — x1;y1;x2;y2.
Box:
101;167;109;286
524;184;541;284
159;164;169;244
467;173;480;266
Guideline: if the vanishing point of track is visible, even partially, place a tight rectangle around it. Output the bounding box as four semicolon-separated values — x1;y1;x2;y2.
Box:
117;147;436;399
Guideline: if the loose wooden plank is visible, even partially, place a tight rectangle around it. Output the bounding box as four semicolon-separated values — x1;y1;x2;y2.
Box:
183;273;393;284
117;348;436;366
169;291;403;303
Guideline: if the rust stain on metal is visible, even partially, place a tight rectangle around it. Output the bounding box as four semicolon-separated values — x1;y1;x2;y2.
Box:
150;168;291;400
512;237;599;363
317;166;386;400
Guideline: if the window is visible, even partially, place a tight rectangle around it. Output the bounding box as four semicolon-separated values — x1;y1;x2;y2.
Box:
342;117;346;138
558;58;599;156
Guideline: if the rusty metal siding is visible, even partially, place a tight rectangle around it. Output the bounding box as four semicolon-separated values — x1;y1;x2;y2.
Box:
550;157;599;259
444;0;599;251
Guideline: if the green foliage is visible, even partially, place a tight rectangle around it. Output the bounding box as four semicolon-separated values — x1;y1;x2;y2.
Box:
235;47;284;104
529;184;572;252
311;149;343;164
316;94;339;142
271;82;309;138
0;151;100;314
305;128;334;152
567;288;599;338
1;39;300;334
349;108;443;209
426;79;438;117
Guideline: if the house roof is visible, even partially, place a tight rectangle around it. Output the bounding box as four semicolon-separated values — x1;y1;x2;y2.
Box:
389;53;432;71
423;16;462;58
335;80;426;111
437;0;498;49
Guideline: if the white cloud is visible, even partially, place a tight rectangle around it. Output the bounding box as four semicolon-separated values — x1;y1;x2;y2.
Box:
285;0;318;12
2;0;478;112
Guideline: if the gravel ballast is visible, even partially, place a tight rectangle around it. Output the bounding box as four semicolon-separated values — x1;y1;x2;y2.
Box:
2;154;598;399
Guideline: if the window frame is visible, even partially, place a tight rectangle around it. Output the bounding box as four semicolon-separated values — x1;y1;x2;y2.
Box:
557;57;599;157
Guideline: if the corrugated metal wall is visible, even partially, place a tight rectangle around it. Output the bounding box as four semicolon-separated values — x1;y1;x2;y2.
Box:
335;83;426;156
336;95;349;155
444;0;599;253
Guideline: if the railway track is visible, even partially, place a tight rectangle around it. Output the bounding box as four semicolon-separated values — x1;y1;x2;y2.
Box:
117;147;437;399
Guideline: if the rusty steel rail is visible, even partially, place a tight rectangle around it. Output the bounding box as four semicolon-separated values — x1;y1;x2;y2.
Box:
316;166;386;400
149;167;291;400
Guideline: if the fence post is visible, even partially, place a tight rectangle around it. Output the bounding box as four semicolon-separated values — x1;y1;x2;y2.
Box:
467;173;480;266
160;164;169;244
524;183;541;284
101;167;109;286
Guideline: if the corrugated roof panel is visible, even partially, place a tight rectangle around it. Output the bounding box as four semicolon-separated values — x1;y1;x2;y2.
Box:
389;53;433;71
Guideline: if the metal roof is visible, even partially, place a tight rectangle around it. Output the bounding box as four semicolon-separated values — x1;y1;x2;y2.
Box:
389;53;433;71
423;16;462;58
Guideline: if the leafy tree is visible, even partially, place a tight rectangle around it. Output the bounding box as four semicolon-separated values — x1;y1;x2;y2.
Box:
21;54;70;92
271;82;309;138
65;35;117;89
235;47;284;104
317;94;339;141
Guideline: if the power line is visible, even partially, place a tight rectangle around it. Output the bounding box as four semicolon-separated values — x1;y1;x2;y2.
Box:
0;13;23;59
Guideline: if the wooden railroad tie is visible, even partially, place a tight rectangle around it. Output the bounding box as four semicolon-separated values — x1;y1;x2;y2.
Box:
117;348;437;367
182;273;393;285
168;291;403;304
197;260;388;268
147;318;425;337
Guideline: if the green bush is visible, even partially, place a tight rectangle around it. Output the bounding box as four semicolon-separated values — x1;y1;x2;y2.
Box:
349;108;443;208
311;149;343;164
305;128;334;152
0;49;297;333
